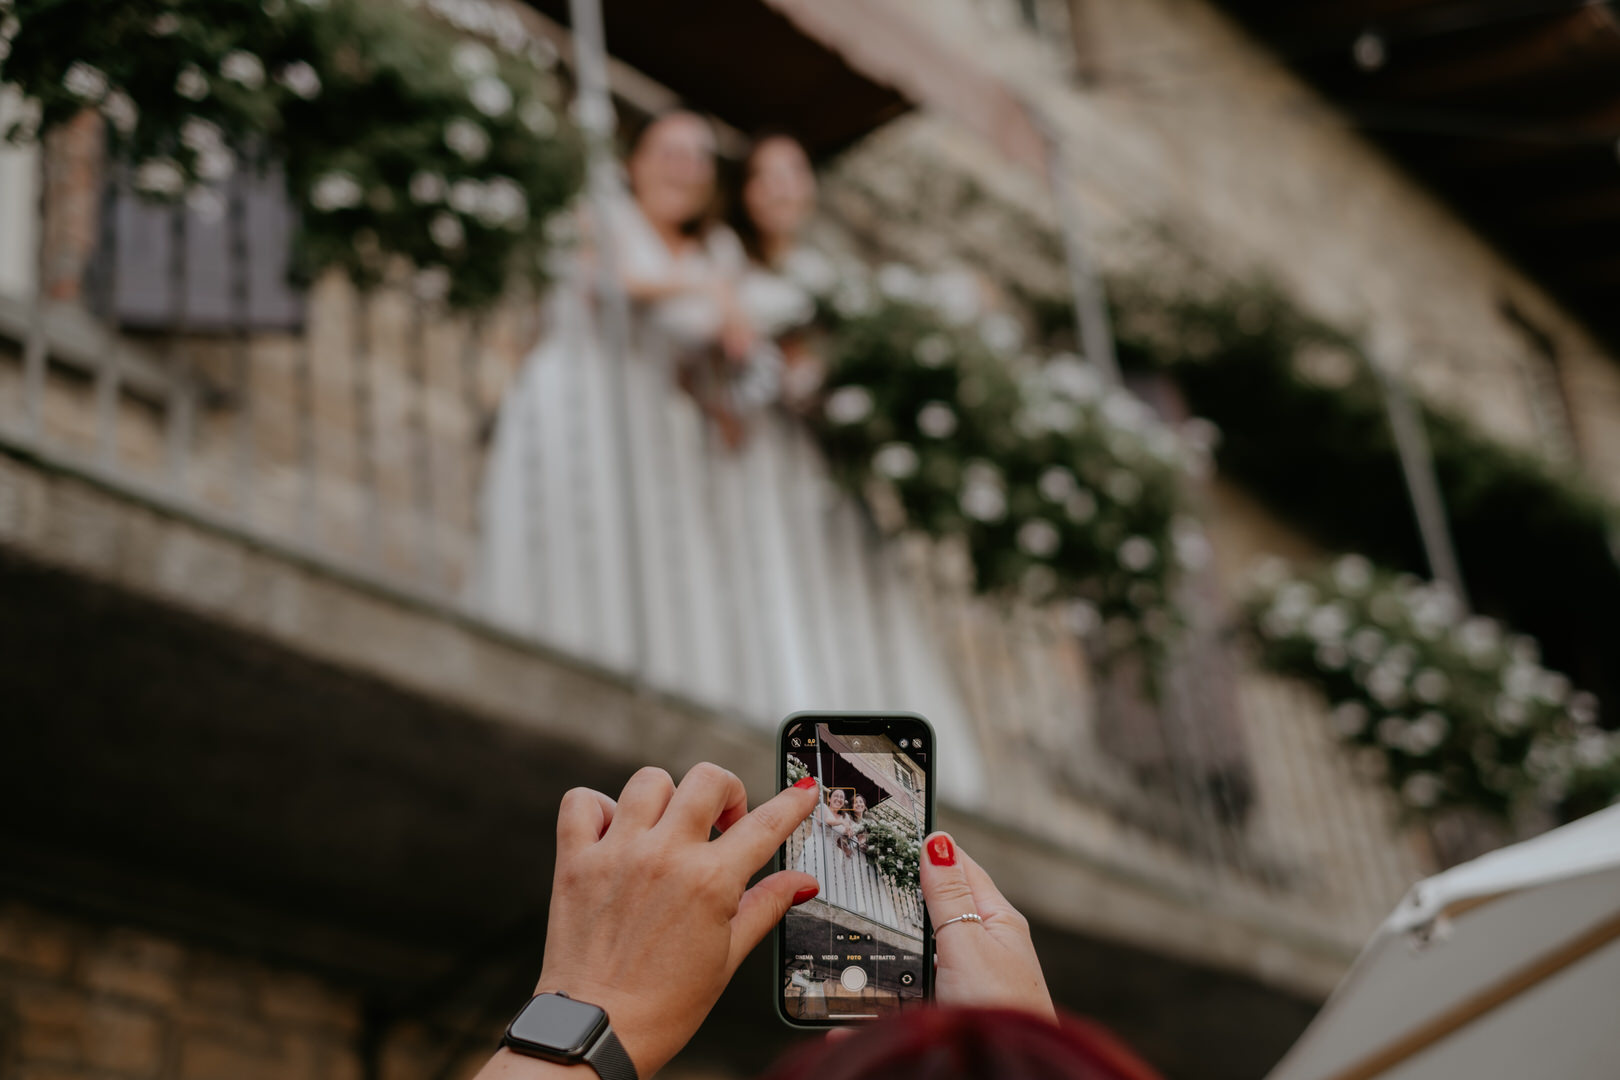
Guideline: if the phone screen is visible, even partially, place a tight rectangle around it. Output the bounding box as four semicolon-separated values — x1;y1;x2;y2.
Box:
777;713;933;1024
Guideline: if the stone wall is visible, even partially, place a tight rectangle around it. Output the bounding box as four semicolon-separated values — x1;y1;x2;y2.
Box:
0;902;378;1080
838;0;1620;497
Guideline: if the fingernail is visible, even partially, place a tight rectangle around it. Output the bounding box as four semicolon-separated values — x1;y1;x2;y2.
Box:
792;884;819;906
792;776;817;790
926;834;956;867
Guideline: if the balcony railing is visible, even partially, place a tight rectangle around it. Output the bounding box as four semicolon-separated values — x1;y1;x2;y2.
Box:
0;110;1432;961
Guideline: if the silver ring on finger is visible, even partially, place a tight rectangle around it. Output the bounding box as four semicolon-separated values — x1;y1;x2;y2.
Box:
934;912;983;934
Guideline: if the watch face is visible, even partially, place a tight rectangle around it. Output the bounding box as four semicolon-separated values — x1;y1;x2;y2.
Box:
509;994;607;1054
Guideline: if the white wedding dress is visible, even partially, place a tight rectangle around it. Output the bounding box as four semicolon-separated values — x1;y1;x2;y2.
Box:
472;222;982;803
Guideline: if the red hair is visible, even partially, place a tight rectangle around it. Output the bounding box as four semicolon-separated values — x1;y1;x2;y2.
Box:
761;1008;1164;1080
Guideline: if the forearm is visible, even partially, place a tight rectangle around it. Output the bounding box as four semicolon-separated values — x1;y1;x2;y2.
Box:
473;1049;594;1080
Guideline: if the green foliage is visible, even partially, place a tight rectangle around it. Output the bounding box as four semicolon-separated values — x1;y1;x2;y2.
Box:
801;262;1197;661
1;0;583;309
862;813;920;892
1245;557;1617;823
1111;280;1620;725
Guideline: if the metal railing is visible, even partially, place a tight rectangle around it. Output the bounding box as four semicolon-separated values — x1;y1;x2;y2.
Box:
0;116;1432;959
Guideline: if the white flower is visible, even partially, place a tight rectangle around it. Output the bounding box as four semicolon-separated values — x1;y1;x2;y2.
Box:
410;171;447;204
782;248;837;297
1272;582;1317;625
220;51;266;89
133;158;185;196
100;91;138;135
1330;702;1369;738
1172;519;1212;571
475;177;528;229
1455;616;1501;663
1331;554;1373;594
1065;490;1097;524
0;15;14;44
1249;557;1289;590
520;98;557;136
1574;730;1615;769
1366;666;1407;709
63;62;109;102
195;146;235;183
452;40;498;79
1118;536;1157;573
1534;671;1570;707
448;178;484;214
469;75;513;117
960;462;1006;523
1315;643;1349;670
1412;669;1450;704
1407;712;1449;754
1037;467;1076;503
916;402;957;439
824;386;873;426
1017;519;1061;558
1491;696;1529;734
1104;471;1141;506
1401;772;1443;809
309;172;363;211
1064;600;1101;636
913;333;953;368
978;313;1022;354
1349;627;1385;664
445;118;491;162
150;12;182;35
277;61;322;100
872;442;919;480
1101;392;1149;433
927;269;981;325
181;117;223;153
832;279;873;318
1376;715;1406;749
876;263;924;301
412;266;451;302
430;211;465;249
1042;356;1101;402
1569;691;1600;727
176;64;209;101
186;185;225;224
1502;663;1538;702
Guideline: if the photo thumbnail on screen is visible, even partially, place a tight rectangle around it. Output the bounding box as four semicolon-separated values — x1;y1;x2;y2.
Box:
781;720;928;1021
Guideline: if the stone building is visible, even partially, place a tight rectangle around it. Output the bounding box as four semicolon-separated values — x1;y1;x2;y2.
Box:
2;2;1616;1079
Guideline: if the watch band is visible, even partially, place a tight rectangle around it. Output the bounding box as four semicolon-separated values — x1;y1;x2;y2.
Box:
583;1026;638;1080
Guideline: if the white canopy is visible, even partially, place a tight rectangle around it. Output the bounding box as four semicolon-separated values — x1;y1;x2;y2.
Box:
1266;803;1620;1080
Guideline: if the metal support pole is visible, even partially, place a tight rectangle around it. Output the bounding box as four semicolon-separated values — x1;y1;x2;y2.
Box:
569;0;649;680
1038;115;1121;389
1369;348;1470;609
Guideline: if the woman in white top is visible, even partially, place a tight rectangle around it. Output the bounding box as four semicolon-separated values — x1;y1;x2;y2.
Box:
472;111;756;693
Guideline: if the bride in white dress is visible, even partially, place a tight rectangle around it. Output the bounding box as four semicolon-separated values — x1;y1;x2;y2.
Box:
472;111;759;701
472;123;980;802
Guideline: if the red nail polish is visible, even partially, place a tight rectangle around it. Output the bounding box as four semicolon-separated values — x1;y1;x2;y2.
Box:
927;835;956;867
793;776;816;790
791;885;819;906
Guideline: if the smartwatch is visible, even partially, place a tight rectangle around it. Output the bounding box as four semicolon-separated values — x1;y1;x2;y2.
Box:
501;992;639;1080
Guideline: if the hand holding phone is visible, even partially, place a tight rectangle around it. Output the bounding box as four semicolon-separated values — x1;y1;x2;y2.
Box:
920;831;1057;1021
776;712;936;1026
516;764;822;1078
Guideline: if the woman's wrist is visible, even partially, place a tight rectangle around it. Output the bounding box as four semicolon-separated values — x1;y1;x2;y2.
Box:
481;1049;595;1079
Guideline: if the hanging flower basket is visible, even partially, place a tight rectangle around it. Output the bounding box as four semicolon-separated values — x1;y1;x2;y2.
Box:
1;0;583;309
1245;555;1619;822
797;258;1203;662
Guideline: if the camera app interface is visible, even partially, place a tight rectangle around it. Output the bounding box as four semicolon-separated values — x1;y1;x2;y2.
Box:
781;720;928;1021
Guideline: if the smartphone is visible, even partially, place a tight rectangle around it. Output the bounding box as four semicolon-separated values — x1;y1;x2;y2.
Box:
775;710;935;1027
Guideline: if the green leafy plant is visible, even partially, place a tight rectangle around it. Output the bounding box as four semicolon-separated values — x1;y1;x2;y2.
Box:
1110;279;1620;721
1245;556;1618;822
795;259;1201;662
1;0;583;309
861;813;921;892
